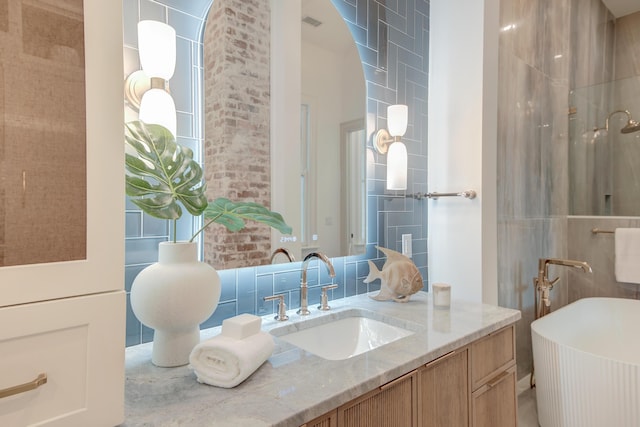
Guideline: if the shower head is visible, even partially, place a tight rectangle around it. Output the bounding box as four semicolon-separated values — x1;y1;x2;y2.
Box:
602;109;640;135
621;118;640;134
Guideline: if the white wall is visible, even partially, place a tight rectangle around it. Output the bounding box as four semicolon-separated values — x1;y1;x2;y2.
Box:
428;0;500;304
301;39;365;257
271;1;302;257
302;40;343;256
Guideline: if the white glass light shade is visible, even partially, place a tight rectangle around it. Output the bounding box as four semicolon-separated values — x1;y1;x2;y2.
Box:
138;20;176;80
387;104;408;137
386;141;407;190
139;88;177;137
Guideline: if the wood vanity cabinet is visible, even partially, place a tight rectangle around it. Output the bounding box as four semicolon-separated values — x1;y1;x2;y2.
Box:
302;324;516;427
303;410;338;427
337;370;418;426
418;347;470;427
470;326;517;427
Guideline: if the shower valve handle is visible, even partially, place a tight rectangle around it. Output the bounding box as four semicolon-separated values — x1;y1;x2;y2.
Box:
547;276;560;288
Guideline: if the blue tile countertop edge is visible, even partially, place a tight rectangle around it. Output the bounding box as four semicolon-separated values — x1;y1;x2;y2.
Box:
122;292;521;426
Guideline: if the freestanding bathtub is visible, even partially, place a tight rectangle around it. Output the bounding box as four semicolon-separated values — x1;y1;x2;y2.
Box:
531;297;640;427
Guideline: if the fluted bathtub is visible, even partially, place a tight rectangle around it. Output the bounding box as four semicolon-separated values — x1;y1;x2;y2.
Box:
531;297;640;427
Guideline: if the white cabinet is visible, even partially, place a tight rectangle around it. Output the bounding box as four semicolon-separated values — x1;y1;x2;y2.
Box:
0;1;124;425
0;1;124;307
0;293;125;426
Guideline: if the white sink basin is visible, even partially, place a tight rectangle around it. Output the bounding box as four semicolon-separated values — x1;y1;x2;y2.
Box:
270;309;415;360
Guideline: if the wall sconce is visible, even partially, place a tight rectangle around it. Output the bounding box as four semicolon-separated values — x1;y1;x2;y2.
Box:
124;20;177;136
374;104;408;190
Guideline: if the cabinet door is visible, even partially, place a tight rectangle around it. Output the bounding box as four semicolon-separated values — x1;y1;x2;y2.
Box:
338;370;417;427
471;326;515;390
0;0;123;306
418;348;470;427
471;365;517;427
0;292;125;427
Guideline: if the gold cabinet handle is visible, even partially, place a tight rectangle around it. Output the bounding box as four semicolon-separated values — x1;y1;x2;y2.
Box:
0;373;47;399
486;370;510;388
424;350;456;368
379;369;417;391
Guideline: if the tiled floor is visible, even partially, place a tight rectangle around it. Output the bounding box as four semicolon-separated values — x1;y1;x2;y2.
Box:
518;387;539;427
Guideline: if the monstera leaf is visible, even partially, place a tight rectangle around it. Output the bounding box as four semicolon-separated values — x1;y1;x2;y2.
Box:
125;121;208;220
193;197;292;241
125;121;291;243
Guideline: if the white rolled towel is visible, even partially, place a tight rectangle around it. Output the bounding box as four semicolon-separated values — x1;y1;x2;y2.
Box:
189;331;274;388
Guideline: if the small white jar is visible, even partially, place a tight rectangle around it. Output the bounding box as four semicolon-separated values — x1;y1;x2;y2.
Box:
432;283;451;309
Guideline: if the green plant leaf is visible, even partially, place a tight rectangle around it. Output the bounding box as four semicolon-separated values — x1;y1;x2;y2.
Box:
203;197;293;234
125;121;208;220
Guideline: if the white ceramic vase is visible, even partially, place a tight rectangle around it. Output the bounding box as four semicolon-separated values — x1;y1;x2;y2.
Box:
130;241;221;367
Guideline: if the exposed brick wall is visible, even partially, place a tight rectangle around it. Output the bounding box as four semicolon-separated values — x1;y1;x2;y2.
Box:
203;0;271;269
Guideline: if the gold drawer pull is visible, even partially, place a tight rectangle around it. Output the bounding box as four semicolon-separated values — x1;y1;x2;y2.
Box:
424;350;456;368
486;370;510;388
0;373;47;399
379;369;417;391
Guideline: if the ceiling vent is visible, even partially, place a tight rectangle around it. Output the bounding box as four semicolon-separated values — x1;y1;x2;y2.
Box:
302;16;322;27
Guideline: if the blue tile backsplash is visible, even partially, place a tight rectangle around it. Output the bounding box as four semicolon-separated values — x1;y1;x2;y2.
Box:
123;0;429;347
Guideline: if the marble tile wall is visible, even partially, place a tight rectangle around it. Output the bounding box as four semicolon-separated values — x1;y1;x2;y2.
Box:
568;9;640;217
611;12;640;216
566;12;640;302
498;0;639;381
123;0;429;347
497;0;573;380
610;74;640;216
614;11;640;81
567;217;640;301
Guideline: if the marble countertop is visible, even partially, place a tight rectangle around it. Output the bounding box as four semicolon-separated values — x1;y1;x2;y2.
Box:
123;292;521;427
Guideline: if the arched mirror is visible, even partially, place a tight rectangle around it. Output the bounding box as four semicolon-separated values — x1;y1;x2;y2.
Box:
202;0;366;269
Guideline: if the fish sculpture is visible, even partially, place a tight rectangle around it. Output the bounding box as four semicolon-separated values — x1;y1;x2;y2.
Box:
364;246;423;302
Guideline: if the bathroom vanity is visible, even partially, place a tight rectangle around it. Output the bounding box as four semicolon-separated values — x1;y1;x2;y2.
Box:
124;292;520;427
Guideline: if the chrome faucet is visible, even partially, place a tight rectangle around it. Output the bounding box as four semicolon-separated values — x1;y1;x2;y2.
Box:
298;252;335;315
270;247;295;263
534;258;592;317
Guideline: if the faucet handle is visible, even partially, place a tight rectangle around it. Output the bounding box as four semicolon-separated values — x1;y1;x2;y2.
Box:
318;284;339;311
264;294;289;321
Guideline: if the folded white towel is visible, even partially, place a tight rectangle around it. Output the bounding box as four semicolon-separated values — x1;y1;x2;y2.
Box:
615;228;640;284
189;331;274;388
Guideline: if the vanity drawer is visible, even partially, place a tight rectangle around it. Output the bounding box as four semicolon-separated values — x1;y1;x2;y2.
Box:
471;325;515;390
0;291;125;427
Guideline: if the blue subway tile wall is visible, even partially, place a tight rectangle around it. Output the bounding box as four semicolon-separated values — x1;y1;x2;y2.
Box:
123;0;209;346
123;0;429;347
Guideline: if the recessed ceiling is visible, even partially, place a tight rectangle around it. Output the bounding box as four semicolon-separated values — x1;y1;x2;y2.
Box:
601;0;640;17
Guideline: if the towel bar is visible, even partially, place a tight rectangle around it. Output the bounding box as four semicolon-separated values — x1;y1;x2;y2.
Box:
591;228;615;234
408;190;477;200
